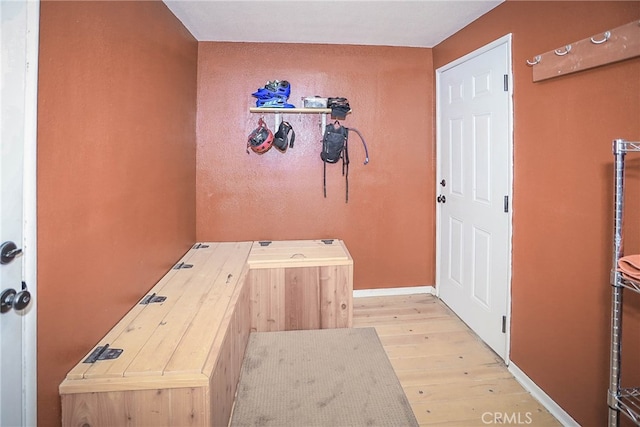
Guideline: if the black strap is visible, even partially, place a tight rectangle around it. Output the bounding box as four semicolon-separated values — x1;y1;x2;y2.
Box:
343;135;350;203
322;129;327;197
288;126;296;148
281;121;295;148
323;160;327;198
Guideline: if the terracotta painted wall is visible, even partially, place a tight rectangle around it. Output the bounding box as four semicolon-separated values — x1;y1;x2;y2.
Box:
36;2;197;425
196;43;435;291
434;1;640;425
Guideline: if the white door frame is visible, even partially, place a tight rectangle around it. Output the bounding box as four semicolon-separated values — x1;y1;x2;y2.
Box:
3;0;40;424
435;34;514;363
23;1;39;423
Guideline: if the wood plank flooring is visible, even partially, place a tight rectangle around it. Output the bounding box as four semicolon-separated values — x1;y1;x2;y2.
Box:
352;293;562;426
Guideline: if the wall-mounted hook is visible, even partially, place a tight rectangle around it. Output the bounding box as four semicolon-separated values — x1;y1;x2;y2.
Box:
526;55;541;66
590;31;611;45
554;44;572;56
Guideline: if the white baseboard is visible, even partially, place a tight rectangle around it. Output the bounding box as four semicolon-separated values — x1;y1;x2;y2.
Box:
353;285;435;298
508;362;579;426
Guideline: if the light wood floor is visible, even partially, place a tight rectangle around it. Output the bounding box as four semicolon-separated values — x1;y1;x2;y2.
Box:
352;293;562;426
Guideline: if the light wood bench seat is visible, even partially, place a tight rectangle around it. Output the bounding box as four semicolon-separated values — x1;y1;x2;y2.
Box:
60;239;353;426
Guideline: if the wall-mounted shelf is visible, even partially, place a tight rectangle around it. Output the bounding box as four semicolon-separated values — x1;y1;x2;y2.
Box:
249;107;333;129
249;107;332;114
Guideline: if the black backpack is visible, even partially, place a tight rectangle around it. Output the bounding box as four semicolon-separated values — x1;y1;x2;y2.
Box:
321;121;348;164
321;121;369;202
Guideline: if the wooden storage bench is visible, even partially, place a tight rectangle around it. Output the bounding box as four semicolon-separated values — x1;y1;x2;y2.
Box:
247;239;353;332
59;239;353;426
59;242;253;426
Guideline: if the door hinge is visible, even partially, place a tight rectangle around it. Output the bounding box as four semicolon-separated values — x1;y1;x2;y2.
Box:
139;293;166;305
173;262;193;270
503;74;509;92
83;344;123;363
504;196;509;213
502;315;507;333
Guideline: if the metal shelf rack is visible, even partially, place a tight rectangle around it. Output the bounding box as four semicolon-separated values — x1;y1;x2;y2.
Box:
609;139;640;427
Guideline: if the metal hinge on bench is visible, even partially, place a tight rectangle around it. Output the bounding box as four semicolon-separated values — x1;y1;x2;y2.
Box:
83;344;123;363
139;293;166;305
173;262;193;270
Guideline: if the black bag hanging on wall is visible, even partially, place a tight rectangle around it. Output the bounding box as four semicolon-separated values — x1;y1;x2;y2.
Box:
321;121;369;202
327;97;351;120
273;121;295;153
321;121;348;164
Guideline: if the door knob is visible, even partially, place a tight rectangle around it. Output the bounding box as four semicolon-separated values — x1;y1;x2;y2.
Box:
1;282;31;313
1;241;23;264
437;195;447;203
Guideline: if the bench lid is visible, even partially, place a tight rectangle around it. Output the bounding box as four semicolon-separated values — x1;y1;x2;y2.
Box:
59;242;252;394
247;239;352;269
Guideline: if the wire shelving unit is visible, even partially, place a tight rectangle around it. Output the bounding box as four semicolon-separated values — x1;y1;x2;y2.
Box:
609;139;640;427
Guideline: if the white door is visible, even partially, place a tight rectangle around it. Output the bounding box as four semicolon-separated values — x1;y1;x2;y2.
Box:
1;1;39;425
436;35;513;360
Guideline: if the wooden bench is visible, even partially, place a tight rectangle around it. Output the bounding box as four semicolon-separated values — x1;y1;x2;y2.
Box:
247;239;353;331
59;239;353;426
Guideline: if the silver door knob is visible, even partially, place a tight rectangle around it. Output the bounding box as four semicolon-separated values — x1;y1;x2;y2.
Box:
1;241;23;265
0;282;31;313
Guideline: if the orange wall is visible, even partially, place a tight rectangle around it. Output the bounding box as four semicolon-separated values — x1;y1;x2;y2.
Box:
434;1;640;425
36;2;197;425
196;43;435;291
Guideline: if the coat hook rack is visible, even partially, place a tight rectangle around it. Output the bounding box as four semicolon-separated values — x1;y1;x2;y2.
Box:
526;20;640;82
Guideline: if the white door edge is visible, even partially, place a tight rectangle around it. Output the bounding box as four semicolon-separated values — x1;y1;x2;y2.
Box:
22;1;39;425
435;33;514;363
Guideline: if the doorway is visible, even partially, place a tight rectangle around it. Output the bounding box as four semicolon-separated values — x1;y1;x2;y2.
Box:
435;35;513;361
0;1;39;425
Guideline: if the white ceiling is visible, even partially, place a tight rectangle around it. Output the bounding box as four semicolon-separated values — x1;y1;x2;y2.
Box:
163;0;504;48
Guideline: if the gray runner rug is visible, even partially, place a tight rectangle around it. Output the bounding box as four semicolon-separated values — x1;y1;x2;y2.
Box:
230;327;419;427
